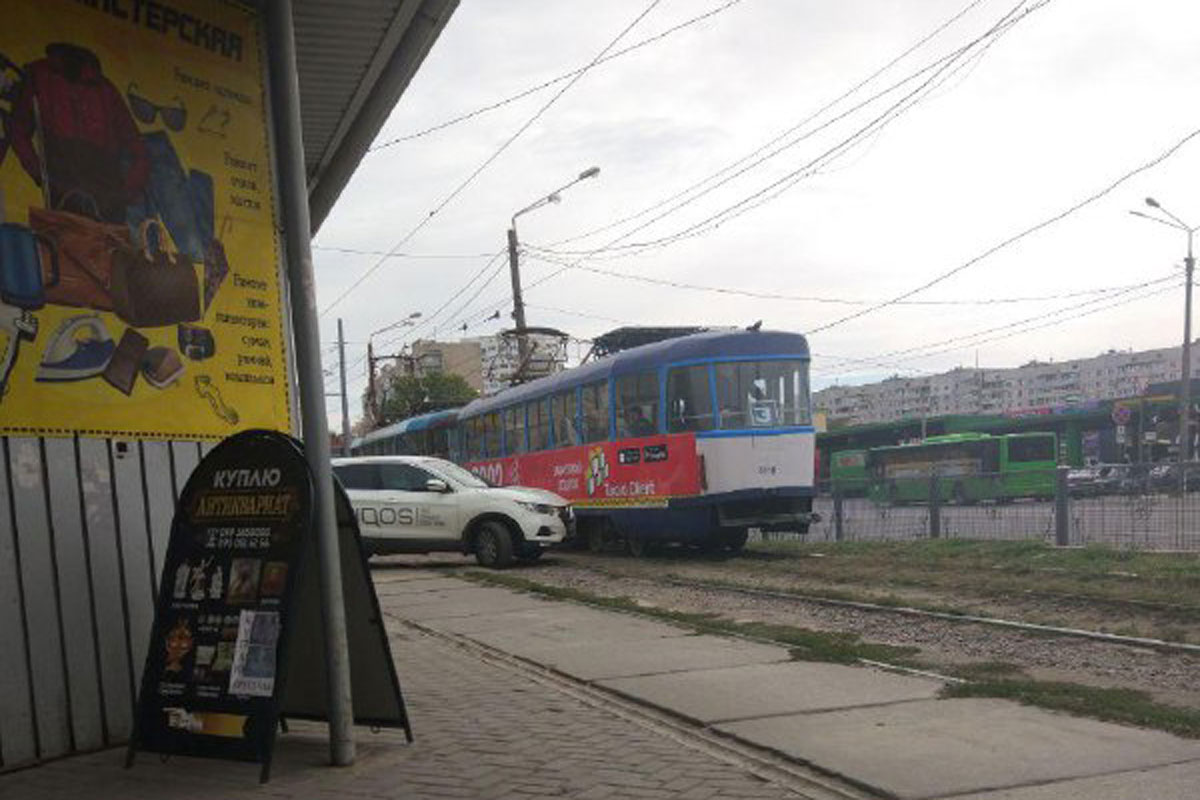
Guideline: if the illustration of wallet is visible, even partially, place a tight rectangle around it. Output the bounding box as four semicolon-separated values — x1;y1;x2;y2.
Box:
103;328;150;395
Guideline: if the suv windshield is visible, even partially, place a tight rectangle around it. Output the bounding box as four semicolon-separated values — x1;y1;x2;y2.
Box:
427;459;493;488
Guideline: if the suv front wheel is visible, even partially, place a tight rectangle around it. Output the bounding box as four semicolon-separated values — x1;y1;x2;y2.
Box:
475;520;515;568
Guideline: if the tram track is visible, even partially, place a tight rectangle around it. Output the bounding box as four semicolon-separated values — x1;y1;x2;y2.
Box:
650;575;1200;656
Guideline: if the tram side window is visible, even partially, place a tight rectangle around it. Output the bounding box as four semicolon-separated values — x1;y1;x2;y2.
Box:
1007;436;1055;463
551;390;581;448
483;412;501;458
615;372;659;438
467;417;487;461
581;381;610;443
667;365;714;432
715;360;809;429
503;406;526;455
527;399;550;451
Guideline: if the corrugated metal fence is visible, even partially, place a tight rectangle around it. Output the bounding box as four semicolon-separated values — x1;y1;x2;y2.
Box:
0;436;210;771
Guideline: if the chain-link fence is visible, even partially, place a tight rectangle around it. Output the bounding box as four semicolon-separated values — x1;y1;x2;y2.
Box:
789;463;1200;551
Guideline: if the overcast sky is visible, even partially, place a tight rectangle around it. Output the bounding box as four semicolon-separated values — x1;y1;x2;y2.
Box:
313;0;1200;429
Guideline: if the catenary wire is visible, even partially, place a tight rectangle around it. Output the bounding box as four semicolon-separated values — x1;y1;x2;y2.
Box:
369;0;746;150
318;0;665;318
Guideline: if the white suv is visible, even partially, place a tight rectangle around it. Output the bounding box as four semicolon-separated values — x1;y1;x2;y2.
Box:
332;455;572;568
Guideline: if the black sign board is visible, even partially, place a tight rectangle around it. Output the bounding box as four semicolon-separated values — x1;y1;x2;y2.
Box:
127;429;410;782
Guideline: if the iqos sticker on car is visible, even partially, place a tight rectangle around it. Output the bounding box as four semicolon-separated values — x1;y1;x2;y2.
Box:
358;506;417;527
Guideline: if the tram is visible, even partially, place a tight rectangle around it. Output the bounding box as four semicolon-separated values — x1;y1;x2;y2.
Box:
458;328;818;553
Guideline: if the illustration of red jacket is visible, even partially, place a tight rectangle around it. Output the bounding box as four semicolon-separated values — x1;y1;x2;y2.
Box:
9;43;148;223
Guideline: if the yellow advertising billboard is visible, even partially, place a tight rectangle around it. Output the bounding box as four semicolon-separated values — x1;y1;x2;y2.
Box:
0;0;290;439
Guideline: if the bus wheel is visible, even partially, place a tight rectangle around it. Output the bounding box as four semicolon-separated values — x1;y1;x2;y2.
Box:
475;521;515;569
953;482;972;506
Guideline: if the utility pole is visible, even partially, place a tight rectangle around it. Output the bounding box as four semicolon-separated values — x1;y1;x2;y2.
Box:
1182;236;1194;462
506;166;600;387
338;318;351;456
1130;198;1198;465
367;339;377;425
507;226;528;371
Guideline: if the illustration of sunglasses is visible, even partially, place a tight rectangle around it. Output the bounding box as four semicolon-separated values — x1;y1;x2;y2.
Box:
127;83;187;131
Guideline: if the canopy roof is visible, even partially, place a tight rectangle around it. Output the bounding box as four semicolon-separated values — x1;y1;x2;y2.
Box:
292;0;458;231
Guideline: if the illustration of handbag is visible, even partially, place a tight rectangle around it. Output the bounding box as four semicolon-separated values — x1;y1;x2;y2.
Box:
28;191;130;311
110;219;200;328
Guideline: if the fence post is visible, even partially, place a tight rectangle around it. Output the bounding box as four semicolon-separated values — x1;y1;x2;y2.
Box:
1055;465;1070;546
833;490;844;542
929;471;941;539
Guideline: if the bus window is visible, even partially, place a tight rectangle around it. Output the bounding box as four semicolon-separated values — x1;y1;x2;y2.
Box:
581;381;609;443
527;399;550;451
1007;436;1055;463
667;364;714;432
483;412;501;458
502;406;526;455
551;390;581;448
715;360;809;429
615;371;659;438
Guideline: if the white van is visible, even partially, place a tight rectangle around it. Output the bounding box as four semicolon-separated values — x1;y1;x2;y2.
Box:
332;455;572;568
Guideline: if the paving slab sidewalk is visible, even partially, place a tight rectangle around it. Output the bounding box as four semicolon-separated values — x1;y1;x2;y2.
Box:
391;567;1200;800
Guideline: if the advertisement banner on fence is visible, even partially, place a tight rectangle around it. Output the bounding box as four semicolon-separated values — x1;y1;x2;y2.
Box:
467;432;702;508
0;0;290;439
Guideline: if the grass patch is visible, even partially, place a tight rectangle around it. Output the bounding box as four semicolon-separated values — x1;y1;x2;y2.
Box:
463;570;919;666
943;679;1200;739
741;539;1200;612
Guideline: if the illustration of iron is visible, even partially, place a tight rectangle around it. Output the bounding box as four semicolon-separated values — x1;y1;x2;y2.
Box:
195;374;238;425
36;313;114;382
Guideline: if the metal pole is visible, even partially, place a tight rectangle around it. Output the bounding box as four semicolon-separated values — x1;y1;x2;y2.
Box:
1181;232;1194;466
366;340;376;424
266;0;356;766
1055;465;1070;546
928;471;941;539
507;225;528;377
338;319;352;456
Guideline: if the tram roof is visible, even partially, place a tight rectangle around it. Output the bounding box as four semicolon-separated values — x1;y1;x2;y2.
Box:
460;328;810;419
353;407;459;448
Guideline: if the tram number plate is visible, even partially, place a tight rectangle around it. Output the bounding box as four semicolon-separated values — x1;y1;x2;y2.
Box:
618;448;641;465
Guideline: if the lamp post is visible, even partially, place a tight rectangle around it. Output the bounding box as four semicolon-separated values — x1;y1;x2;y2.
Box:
367;311;422;423
508;166;600;375
1130;198;1197;465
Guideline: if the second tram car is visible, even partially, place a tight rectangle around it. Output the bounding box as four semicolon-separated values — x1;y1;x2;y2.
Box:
451;328;818;553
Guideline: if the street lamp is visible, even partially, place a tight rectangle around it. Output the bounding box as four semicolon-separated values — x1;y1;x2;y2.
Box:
366;311;423;423
507;166;600;371
1129;197;1197;465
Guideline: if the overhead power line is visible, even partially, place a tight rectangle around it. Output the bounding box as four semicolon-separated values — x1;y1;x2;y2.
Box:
318;0;665;318
812;276;1181;376
368;0;746;150
521;251;1159;307
547;0;990;249
518;0;1046;296
314;245;499;259
807;123;1200;335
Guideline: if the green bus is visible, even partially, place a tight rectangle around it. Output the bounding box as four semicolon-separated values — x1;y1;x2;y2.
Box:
828;448;869;496
850;432;1057;504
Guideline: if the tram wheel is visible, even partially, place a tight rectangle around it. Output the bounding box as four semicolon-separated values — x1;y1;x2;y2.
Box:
723;528;749;553
587;524;607;554
626;532;653;558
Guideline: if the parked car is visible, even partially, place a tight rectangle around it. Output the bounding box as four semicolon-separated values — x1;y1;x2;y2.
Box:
332;455;573;567
1148;462;1200;493
1067;465;1128;497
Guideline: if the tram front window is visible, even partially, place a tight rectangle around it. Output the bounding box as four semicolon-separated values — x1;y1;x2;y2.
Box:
715;360;810;429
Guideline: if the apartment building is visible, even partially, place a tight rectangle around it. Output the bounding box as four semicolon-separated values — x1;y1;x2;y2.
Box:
815;342;1196;426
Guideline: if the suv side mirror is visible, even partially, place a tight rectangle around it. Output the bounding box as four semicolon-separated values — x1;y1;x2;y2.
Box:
425;478;451;493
